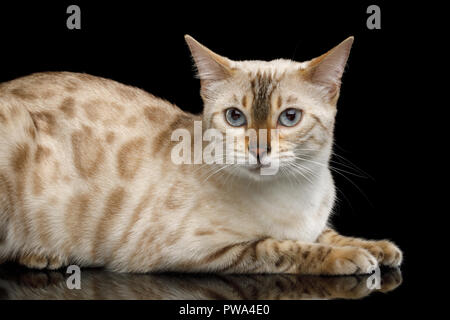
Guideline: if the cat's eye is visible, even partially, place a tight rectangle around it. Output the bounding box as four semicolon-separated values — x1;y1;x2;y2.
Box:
225;108;246;127
278;108;302;127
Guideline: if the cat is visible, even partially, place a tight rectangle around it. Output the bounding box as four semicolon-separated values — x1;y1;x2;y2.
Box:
0;35;402;274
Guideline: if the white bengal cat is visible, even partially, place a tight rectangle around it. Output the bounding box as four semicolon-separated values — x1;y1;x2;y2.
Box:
0;35;402;274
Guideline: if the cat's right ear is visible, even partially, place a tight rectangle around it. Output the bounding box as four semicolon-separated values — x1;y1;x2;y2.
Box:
184;35;234;92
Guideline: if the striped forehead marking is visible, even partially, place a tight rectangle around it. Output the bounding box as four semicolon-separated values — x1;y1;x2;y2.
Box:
250;72;278;126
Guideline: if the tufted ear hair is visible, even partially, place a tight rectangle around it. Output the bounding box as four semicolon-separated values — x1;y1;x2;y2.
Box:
184;35;235;96
302;36;354;102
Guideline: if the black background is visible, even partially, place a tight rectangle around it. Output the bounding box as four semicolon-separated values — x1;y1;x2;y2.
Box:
0;0;433;312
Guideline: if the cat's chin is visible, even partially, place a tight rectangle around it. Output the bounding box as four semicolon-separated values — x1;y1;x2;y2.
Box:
233;165;281;182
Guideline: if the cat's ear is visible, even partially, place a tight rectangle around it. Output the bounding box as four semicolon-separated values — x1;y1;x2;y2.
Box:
302;36;354;101
184;35;234;90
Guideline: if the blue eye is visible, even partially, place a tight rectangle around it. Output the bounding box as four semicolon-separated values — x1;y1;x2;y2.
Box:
225;108;246;127
279;108;302;127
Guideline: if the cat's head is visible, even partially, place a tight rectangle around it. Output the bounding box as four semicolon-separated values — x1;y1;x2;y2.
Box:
185;35;353;181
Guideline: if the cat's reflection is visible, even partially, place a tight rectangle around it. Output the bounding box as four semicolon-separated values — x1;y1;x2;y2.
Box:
0;264;401;300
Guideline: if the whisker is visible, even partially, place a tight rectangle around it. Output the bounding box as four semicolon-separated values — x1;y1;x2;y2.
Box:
287;163;314;184
202;164;233;183
329;166;374;209
331;152;374;180
294;154;369;179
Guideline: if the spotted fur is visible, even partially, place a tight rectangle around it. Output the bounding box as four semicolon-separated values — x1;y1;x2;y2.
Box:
0;36;402;274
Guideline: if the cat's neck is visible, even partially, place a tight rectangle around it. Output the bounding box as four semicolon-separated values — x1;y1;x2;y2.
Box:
206;160;330;196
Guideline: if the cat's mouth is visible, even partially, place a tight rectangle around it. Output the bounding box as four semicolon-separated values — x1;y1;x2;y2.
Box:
247;163;271;172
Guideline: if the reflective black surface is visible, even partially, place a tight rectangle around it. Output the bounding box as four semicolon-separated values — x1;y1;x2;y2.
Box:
0;263;401;300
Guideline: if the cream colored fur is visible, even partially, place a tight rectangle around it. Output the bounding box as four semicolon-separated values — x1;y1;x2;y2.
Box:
0;36;402;274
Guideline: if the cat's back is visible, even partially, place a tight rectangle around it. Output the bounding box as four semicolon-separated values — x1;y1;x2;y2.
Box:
0;71;197;184
0;72;197;156
0;71;185;132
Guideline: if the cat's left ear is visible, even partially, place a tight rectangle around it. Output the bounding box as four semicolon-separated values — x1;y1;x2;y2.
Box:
302;36;354;102
184;35;234;95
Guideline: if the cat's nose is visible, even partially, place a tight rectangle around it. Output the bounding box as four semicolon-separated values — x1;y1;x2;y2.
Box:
249;145;271;162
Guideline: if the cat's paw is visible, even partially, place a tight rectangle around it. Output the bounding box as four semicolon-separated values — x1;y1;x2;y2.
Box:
322;246;378;275
361;240;403;268
17;253;67;270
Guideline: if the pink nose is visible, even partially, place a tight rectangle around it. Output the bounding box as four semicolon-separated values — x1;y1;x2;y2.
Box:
249;146;271;160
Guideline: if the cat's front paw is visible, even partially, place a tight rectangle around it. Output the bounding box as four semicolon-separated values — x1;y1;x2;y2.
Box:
362;240;403;268
17;253;67;270
322;246;378;275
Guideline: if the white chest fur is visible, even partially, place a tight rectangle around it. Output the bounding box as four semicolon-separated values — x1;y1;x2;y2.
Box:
224;168;334;243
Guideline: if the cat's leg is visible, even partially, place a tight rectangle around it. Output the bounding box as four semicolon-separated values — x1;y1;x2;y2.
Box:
316;228;402;267
195;238;378;275
16;252;68;270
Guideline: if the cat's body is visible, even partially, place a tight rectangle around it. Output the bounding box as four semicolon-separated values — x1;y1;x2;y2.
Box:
0;36;402;274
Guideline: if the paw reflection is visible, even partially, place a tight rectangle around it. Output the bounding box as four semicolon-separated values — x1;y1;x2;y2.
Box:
0;264;401;300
